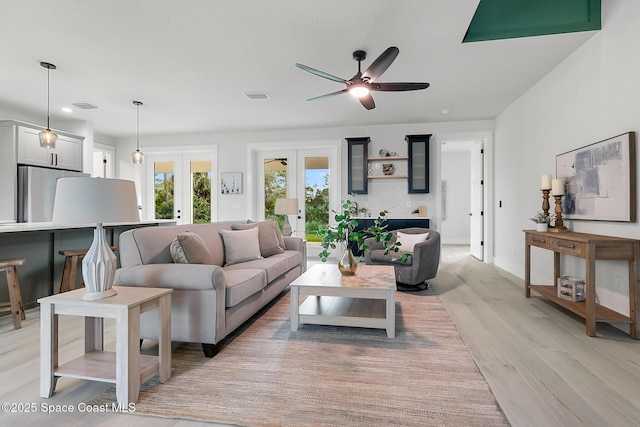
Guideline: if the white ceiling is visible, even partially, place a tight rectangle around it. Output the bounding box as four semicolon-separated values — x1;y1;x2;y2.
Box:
0;0;597;138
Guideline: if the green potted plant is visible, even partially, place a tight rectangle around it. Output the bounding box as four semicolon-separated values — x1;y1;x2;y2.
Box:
530;211;551;232
318;200;409;275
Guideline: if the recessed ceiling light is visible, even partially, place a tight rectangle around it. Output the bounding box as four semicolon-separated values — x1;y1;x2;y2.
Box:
441;108;451;115
61;107;73;113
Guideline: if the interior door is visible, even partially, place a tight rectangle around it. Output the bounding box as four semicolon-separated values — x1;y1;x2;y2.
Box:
470;141;484;260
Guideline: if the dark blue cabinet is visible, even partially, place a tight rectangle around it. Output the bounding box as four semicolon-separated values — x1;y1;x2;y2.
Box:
406;134;431;193
346;137;369;195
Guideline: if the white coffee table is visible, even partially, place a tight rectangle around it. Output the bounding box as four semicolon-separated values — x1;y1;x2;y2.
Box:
39;286;172;405
290;264;396;338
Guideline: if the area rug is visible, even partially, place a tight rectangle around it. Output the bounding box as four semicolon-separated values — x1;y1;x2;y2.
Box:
90;289;509;426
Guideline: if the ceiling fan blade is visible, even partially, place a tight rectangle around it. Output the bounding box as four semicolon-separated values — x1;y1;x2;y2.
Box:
306;89;348;101
370;82;430;92
359;93;376;110
361;47;399;82
295;63;348;84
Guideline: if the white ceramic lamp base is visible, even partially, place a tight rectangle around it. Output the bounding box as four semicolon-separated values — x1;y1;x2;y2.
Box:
82;223;118;301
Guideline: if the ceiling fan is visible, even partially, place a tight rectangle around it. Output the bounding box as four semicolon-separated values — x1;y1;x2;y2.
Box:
295;47;430;110
265;158;287;166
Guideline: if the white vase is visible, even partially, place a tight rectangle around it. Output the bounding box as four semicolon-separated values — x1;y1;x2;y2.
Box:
536;223;548;232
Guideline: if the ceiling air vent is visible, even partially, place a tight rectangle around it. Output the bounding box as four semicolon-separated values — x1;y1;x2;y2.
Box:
71;102;98;109
241;91;271;100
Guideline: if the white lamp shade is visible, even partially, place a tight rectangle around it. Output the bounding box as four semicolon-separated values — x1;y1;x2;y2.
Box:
52;178;140;224
274;198;299;215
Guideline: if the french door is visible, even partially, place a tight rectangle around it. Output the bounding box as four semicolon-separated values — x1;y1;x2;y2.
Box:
257;148;338;256
144;152;216;225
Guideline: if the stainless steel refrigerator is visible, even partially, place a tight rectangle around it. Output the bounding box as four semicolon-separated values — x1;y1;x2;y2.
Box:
17;165;89;222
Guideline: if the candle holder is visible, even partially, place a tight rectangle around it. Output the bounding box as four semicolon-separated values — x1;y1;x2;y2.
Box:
548;195;569;233
541;189;551;219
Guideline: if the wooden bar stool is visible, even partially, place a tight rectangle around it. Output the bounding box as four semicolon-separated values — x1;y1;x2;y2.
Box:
59;248;118;293
0;258;26;330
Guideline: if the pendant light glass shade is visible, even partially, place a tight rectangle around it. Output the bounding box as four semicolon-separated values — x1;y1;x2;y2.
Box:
132;149;144;164
132;101;144;164
39;129;58;148
39;62;58;149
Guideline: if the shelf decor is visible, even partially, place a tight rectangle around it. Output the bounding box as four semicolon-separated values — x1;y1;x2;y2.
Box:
556;132;636;222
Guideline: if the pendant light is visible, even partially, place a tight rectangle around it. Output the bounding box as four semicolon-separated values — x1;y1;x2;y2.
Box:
132;101;144;164
39;62;58;148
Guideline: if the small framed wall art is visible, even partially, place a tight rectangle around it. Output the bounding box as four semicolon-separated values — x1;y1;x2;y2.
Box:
221;172;242;194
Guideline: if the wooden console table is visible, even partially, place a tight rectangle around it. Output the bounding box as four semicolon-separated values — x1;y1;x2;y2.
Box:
524;230;639;338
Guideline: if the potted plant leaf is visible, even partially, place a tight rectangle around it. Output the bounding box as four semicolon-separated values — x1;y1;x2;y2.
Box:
530;211;551;232
318;200;409;275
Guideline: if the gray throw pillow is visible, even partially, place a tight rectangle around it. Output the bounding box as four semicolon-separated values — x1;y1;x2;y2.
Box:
248;219;286;251
232;220;285;257
170;231;214;264
219;227;263;265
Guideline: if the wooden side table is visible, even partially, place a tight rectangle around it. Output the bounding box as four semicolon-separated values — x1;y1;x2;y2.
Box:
38;286;172;405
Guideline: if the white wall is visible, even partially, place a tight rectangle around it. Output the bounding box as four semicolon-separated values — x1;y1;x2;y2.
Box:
493;1;640;318
115;120;494;226
441;150;471;244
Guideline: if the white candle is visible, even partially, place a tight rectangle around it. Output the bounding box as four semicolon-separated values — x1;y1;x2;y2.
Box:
551;178;564;196
541;174;551;190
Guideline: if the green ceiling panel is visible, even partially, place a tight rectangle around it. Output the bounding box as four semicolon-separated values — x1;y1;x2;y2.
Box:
463;0;601;43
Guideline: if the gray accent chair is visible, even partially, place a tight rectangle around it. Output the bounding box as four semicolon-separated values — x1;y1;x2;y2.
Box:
364;228;440;289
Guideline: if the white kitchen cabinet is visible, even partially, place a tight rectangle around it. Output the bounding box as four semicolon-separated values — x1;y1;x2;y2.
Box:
17;125;83;171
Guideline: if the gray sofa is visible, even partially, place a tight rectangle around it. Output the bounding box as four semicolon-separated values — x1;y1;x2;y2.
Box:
114;220;306;357
364;227;440;289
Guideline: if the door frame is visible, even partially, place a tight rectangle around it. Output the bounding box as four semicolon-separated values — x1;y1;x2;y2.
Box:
246;140;341;221
436;132;493;263
248;141;340;257
140;146;218;223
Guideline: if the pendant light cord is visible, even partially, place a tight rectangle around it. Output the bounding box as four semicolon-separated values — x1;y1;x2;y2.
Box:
46;67;51;129
136;103;140;150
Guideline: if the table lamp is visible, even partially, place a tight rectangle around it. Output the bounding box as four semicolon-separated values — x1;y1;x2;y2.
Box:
52;178;140;300
274;198;298;236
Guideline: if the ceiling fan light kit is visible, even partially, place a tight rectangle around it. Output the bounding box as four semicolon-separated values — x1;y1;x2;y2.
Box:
296;46;429;110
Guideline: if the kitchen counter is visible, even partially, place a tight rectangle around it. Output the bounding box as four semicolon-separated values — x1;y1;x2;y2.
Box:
0;220;176;311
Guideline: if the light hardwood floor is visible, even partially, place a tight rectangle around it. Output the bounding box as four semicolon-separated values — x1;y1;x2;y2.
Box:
1;245;639;426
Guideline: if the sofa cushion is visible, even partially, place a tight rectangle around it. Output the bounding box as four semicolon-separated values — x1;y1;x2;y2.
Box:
396;231;429;253
219;227;262;266
231;220;285;257
223;250;299;282
170;231;214;264
222;269;267;307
